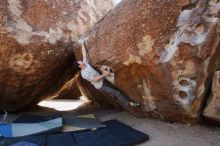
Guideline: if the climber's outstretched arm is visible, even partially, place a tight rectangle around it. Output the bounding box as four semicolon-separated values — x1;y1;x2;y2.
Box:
82;40;90;63
91;70;111;82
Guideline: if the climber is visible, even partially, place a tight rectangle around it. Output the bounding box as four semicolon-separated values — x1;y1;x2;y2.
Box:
73;40;141;113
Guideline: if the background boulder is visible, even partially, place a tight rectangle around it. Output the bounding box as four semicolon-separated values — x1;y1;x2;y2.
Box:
203;70;220;123
0;0;116;111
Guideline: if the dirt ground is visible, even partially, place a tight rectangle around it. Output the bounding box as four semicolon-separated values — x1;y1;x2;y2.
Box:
97;111;220;146
5;102;220;146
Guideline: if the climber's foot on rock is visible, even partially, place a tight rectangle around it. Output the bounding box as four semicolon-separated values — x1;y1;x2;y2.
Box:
127;104;148;118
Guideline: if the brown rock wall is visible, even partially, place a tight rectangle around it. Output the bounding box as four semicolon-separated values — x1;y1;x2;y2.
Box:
74;0;220;122
0;0;116;111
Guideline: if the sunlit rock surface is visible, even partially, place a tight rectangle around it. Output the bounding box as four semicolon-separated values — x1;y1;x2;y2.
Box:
2;0;117;45
74;0;220;122
0;0;116;111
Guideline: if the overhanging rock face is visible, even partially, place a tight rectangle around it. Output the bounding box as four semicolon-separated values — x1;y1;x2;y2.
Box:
74;0;220;122
0;0;116;111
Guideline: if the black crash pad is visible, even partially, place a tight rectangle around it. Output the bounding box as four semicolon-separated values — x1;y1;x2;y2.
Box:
0;120;149;146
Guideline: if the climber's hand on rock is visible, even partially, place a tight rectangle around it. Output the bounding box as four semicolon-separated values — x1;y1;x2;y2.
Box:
78;38;83;45
103;70;111;77
81;39;85;46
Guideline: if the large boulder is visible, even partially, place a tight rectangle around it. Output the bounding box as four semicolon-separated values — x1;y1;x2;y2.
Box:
203;71;220;123
53;75;81;100
74;0;220;123
0;0;117;111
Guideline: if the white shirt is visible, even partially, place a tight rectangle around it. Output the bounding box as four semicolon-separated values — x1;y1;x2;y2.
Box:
80;62;103;89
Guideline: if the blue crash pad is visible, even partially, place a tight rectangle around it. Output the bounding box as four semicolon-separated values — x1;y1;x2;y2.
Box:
0;124;12;137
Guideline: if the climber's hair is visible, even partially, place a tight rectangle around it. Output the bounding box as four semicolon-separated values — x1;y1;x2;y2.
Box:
72;61;80;70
